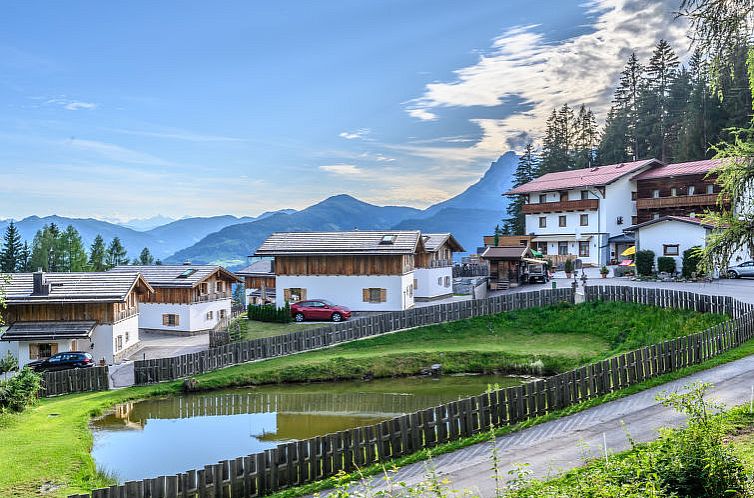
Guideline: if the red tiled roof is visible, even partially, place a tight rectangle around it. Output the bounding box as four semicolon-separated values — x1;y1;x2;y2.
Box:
506;159;660;195
626;215;719;231
631;158;724;180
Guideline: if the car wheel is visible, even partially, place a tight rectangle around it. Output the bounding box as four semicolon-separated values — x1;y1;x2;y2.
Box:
294;313;305;322
331;312;343;322
728;270;739;279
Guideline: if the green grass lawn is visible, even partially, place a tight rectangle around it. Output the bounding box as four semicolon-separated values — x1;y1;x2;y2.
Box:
0;301;728;497
229;313;321;340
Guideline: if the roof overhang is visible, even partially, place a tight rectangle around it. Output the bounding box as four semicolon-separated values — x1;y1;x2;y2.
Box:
531;234;594;242
1;321;96;342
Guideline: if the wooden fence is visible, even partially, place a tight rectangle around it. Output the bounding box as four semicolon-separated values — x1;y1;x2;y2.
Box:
72;286;754;498
41;366;109;397
134;288;575;385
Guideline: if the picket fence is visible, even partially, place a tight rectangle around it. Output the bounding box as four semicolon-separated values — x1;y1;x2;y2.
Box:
134;288;574;384
41;366;109;397
71;286;754;498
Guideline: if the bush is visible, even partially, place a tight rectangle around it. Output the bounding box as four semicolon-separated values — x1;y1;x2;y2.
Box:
564;258;574;274
612;265;634;277
0;368;42;412
682;246;703;278
635;250;655;276
247;302;291;323
0;351;18;377
657;256;676;274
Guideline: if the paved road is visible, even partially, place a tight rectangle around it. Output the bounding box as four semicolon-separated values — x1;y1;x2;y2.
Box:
347;353;754;496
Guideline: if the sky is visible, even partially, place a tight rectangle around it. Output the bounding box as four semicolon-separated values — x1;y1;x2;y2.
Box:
0;0;689;222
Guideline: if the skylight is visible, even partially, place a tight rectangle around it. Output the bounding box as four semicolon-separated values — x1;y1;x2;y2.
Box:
177;268;198;278
379;234;397;245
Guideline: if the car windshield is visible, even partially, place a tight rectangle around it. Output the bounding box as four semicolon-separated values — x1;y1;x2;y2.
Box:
319;300;335;306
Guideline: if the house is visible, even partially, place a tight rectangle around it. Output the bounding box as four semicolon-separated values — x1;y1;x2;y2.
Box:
505;159;663;266
414;233;465;301
236;259;276;306
0;271;153;367
255;230;463;311
631;159;726;223
109;265;239;335
479;245;536;289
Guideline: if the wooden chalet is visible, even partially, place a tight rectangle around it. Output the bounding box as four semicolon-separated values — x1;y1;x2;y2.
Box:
236;259;276;305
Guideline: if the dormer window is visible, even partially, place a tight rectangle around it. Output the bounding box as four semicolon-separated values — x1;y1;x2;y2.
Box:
379;234;397;245
178;268;197;279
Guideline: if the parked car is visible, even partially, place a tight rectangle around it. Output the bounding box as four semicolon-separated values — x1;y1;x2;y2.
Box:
27;352;94;372
728;261;754;279
291;300;352;322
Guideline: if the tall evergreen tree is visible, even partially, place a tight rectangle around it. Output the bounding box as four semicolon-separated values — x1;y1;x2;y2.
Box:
88;235;107;272
573;105;598;168
597;107;631;164
539;105;576;174
637;40;680;161
613;52;645;160
138;247;154;265
60;225;88;272
17;242;31;272
105;237;128;269
503;144;538;235
29;223;63;272
0;222;23;272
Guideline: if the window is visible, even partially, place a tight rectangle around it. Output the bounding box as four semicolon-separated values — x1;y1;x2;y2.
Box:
671;187;677;196
363;288;387;303
581;190;589;200
444;276;451;287
413;278;418;290
653;212;661;220
539;217;547;228
284;288;306;302
29;343;57;360
706;184;714;194
539;194;547;204
216;281;224;293
632;216;638;225
558;242;569;256
631;191;637;201
580;214;589;226
559;216;567;227
437;277;442;285
663;244;680;256
652;189;660;198
125;331;129;343
206;310;214;320
162;314;180;326
616;216;624;225
559;192;568;202
177;268;197;279
199;282;209;295
115;335;123;352
578;241;590;257
379;234;397;245
688;185;695;195
536;242;548;255
219;309;226;319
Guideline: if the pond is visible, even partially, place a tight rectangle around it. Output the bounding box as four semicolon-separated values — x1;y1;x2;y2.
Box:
91;374;525;482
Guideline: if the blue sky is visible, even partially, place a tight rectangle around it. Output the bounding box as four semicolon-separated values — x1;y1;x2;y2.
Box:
0;1;687;221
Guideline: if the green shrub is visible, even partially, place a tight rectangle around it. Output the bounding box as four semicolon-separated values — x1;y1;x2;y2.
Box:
247;302;291;323
682;246;703;278
0;368;42;412
635;250;655;276
657;256;676;274
564;258;574;274
0;351;18;377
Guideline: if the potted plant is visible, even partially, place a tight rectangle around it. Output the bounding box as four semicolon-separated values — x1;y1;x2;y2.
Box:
564;258;574;278
600;265;609;278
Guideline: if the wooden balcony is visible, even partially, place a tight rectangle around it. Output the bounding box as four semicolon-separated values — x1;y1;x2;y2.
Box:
522;199;599;214
636;193;722;210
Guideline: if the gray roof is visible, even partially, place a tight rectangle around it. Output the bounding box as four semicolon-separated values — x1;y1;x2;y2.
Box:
1;272;152;305
1;321;96;341
480;246;532;260
624;215;718;232
255;231;423;256
421;233;465;253
236;259;274;276
109;265;239;288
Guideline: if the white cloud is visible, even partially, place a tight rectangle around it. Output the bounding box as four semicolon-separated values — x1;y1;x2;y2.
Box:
338;128;371;140
64;101;97;111
404;0;689;162
42;97;98;111
319;164;363;176
64;138;173;166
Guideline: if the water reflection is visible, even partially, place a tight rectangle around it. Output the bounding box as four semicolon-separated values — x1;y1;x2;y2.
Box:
92;374;524;482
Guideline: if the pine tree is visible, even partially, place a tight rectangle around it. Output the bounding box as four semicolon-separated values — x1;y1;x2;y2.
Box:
573;105;598;168
503;144;538;235
138;247;154;265
638;40;680;161
597;108;631;164
0;221;23;272
29;223;63;272
88;235;107;272
613;53;644;160
17;242;31;272
105;237;128;269
539;105;576;174
60;225;88;272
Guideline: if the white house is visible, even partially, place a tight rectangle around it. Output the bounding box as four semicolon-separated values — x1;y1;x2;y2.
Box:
506;159;663;266
235;259;276;306
0;271;153;367
109;265;239;335
255;230;462;312
414;233;464;301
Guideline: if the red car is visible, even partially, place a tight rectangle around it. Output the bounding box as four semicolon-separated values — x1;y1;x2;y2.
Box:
291;300;351;322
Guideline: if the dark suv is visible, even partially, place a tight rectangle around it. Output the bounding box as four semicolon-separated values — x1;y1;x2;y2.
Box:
28;352;95;372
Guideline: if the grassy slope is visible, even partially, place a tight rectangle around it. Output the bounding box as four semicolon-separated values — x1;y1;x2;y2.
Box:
0;301;727;497
232;314;321;340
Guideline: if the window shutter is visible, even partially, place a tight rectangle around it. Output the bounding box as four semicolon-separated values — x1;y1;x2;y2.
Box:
379;289;387;303
162;314;169;326
174;315;180;326
51;343;58;355
362;289;369;302
284;289;292;301
29;343;39;359
301;288;307;300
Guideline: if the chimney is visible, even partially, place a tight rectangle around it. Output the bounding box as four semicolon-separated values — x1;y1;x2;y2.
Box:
32;269;49;296
183;260;192;266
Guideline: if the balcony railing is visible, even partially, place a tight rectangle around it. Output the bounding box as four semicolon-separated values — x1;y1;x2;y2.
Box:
194;291;232;303
114;306;138;322
636;193;723;210
522;199;599;214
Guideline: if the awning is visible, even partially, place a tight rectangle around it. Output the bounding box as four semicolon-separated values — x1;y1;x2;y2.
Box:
1;321;96;342
608;233;635;244
532;235;593;242
530;249;544;258
523;257;548;264
621;246;636;256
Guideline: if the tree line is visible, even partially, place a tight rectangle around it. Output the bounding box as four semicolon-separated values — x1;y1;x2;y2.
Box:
0;221;160;273
501;36;753;235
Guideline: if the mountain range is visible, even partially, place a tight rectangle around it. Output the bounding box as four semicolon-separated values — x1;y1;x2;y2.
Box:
1;151;517;268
